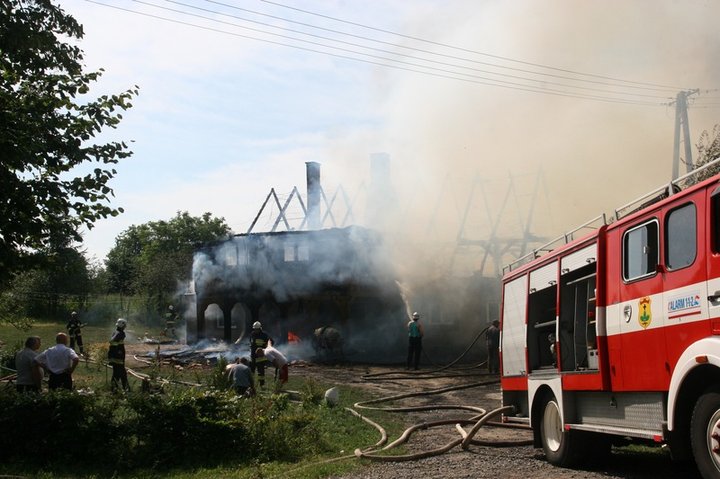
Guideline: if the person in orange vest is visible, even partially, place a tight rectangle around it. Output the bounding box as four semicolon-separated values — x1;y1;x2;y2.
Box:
407;312;424;370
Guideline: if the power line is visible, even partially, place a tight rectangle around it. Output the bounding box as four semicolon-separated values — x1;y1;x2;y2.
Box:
260;0;687;91
134;0;669;102
158;0;675;100
83;0;669;105
198;0;678;94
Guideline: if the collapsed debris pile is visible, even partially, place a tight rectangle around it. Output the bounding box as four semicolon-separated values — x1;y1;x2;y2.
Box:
137;339;310;369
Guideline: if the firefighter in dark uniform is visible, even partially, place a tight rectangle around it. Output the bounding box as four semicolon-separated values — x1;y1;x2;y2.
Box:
66;311;85;355
249;321;272;388
163;305;178;338
486;319;500;374
108;318;129;392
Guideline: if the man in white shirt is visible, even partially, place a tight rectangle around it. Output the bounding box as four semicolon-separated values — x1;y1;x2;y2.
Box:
256;343;289;385
34;332;79;390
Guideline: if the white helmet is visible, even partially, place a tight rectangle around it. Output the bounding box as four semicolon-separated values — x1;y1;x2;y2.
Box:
71;311;78;317
412;312;420;319
116;318;127;329
253;321;262;330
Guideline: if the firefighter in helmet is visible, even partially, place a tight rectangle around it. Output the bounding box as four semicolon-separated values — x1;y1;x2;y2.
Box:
407;312;424;370
108;318;129;392
66;311;85;355
163;305;179;338
249;321;273;388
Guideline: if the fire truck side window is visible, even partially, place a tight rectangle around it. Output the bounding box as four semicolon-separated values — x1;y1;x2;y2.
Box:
712;192;720;253
665;203;696;270
622;220;659;281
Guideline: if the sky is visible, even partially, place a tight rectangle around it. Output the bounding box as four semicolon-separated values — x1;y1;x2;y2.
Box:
55;0;720;273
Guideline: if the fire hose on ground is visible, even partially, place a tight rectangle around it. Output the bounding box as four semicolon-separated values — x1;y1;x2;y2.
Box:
350;379;532;461
274;378;532;478
361;325;490;381
338;330;532;464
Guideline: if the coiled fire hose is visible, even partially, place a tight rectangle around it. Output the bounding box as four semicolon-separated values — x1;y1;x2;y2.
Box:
353;405;516;461
348;378;532;462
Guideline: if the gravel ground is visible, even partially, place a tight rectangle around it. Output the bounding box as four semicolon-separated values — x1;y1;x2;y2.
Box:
293;363;702;479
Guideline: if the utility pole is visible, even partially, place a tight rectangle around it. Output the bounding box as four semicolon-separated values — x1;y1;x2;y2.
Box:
672;89;699;180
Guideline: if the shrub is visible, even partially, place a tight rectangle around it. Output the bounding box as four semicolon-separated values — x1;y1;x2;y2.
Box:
0;387;329;473
0;340;23;371
0;391;124;467
300;378;325;407
207;356;230;390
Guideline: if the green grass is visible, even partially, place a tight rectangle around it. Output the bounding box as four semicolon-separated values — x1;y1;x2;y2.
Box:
0;321;406;479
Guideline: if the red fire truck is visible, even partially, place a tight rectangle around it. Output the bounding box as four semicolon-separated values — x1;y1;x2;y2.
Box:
500;159;720;478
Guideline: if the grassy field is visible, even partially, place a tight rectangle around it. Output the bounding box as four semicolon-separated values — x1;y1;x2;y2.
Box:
0;321;404;479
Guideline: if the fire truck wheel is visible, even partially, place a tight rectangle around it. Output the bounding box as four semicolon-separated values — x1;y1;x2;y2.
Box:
540;397;589;467
691;388;720;479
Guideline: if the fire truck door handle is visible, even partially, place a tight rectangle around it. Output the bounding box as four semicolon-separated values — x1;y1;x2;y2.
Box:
708;292;720;303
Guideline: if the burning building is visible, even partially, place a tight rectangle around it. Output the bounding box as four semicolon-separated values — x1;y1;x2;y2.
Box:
190;162;407;361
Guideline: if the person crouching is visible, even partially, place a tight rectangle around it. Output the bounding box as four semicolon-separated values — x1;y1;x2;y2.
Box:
255;343;288;386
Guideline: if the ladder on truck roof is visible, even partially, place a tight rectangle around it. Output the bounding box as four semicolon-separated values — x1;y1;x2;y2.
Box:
502;156;720;275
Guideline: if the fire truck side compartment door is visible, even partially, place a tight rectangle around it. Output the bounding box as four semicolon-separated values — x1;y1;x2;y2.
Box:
529;262;558;292
707;187;720;332
560;244;597;274
502;275;528;377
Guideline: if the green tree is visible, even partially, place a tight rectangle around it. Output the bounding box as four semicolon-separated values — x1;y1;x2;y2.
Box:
684;124;720;185
0;0;138;286
0;241;90;325
696;125;720;168
105;212;230;309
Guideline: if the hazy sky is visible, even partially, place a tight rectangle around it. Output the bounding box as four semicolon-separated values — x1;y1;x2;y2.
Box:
56;0;720;268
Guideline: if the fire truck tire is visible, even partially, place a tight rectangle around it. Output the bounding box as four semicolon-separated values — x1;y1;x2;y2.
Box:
540;397;588;467
690;388;720;479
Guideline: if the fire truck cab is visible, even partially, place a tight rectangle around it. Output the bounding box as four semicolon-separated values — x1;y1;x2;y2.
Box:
500;160;720;479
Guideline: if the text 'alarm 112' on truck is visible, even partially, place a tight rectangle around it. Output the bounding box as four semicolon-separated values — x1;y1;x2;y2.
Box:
500;157;720;479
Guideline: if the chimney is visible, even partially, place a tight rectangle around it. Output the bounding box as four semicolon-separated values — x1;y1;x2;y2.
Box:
366;153;397;229
306;161;321;230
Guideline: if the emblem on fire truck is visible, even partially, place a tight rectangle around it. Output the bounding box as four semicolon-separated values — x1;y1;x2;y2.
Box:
639;296;652;329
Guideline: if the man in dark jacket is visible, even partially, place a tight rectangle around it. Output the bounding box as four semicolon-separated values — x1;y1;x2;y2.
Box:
108;318;129;392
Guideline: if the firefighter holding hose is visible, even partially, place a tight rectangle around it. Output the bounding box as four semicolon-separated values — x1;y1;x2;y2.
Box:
407;312;424;370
